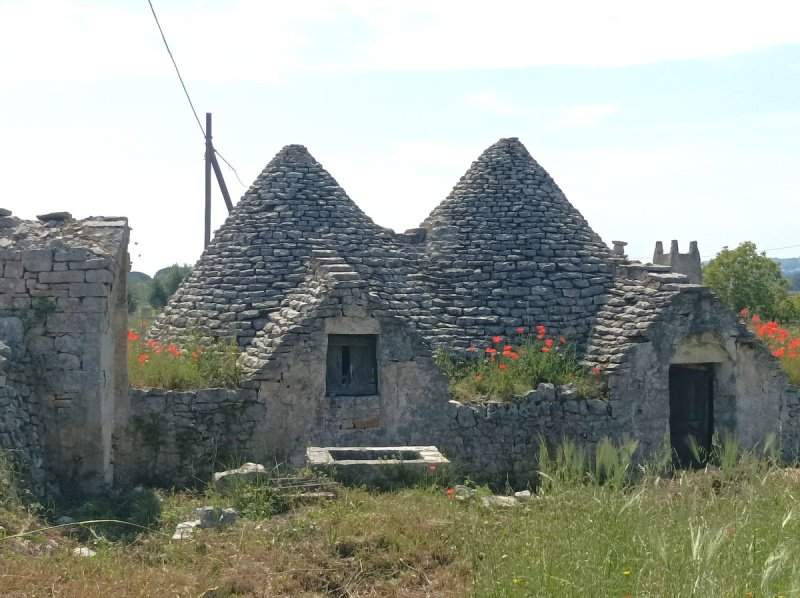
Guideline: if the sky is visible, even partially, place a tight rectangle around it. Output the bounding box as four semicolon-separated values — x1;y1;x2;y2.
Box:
2;0;799;276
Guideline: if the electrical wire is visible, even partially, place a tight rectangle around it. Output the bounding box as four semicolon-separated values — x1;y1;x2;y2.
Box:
147;0;205;138
147;0;246;188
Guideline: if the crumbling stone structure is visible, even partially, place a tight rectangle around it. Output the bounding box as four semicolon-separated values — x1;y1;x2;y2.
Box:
0;211;128;493
2;137;798;492
130;138;798;480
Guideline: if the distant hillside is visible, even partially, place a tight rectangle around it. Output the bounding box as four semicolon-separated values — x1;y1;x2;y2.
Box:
777;257;800;274
128;271;151;283
126;265;191;314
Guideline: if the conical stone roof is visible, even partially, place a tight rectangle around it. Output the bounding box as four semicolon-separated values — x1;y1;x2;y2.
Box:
152;144;403;347
154;138;619;362
416;137;615;346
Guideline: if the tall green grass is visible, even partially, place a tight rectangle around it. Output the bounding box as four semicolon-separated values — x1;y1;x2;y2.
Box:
470;434;798;596
3;439;800;596
127;326;242;390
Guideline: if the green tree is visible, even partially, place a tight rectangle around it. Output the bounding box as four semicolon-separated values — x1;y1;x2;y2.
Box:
148;264;191;308
703;241;795;320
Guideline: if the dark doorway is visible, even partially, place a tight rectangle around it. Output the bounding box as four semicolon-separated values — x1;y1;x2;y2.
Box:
669;364;714;467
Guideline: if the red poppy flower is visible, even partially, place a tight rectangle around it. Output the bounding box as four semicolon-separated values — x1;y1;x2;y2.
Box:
559;337;567;344
138;353;149;364
499;363;508;370
774;348;786;358
740;308;748;316
753;314;761;324
486;347;497;354
167;344;181;357
128;330;139;342
536;325;546;335
466;346;477;351
492;335;503;344
541;347;550;353
509;352;520;360
503;345;513;353
545;339;554;348
516;327;525;334
592;367;601;375
428;464;437;472
475;375;483;381
446;487;455;498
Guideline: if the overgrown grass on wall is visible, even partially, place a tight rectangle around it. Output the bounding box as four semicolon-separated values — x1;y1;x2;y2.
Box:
127;322;241;389
435;326;605;402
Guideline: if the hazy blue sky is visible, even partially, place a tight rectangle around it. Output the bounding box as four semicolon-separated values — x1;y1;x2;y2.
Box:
2;0;799;275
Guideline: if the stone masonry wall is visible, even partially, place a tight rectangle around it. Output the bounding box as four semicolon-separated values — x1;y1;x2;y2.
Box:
0;212;128;494
439;384;614;485
115;382;615;488
114;388;263;487
780;385;800;460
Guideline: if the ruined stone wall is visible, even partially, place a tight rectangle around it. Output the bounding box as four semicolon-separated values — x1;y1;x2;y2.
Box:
780;385;800;460
0;337;46;494
0;213;128;493
114;388;263;487
439;384;614;485
115;382;616;488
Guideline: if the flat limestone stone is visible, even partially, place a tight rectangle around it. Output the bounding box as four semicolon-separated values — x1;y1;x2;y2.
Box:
213;462;270;490
37;212;72;221
481;495;521;508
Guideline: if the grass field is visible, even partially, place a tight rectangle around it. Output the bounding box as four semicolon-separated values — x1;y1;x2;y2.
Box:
3;442;800;597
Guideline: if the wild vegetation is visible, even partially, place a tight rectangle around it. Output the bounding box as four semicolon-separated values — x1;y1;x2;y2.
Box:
703;241;797;321
127;264;192;315
435;327;605;402
127;320;241;389
741;310;800;386
4;438;800;596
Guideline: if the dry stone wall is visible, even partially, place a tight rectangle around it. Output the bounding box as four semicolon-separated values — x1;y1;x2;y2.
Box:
0;211;128;493
115;388;263;487
781;386;800;459
115;383;615;487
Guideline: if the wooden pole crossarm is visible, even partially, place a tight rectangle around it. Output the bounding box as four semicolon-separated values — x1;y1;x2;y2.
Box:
209;150;234;213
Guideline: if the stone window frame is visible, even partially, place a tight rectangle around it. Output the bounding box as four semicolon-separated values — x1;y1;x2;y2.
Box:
325;334;378;396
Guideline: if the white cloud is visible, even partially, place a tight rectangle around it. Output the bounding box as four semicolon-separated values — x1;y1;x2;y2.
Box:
3;0;800;90
549;104;619;128
353;0;800;70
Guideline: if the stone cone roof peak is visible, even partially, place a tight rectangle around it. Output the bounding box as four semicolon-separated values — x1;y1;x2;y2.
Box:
265;143;316;167
422;137;609;252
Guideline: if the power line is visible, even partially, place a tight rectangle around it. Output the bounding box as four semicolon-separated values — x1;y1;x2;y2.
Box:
147;0;246;189
147;0;205;138
215;149;247;187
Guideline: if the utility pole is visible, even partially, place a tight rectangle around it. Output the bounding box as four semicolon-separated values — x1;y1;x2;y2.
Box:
204;113;212;248
204;112;234;248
